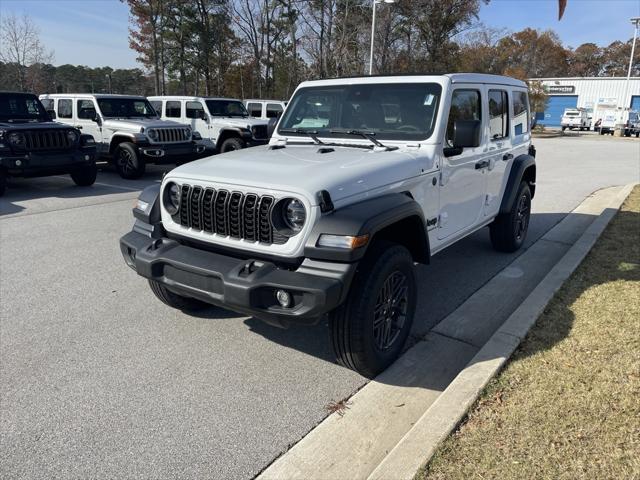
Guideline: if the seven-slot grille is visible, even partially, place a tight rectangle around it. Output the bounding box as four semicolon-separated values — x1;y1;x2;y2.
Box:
176;184;287;245
155;127;190;143
23;130;74;151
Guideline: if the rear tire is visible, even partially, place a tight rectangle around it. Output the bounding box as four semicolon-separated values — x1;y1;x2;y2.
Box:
70;163;97;186
328;241;416;378
220;137;245;153
490;181;532;253
114;142;145;179
148;280;209;311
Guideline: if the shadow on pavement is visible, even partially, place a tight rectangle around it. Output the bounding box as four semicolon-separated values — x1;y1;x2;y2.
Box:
240;210;606;380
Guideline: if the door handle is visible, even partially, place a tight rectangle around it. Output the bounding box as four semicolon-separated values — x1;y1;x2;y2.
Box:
502;153;513;161
475;160;490;169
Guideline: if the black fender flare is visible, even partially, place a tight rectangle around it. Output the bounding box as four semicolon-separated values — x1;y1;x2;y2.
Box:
499;154;536;214
216;128;251;148
304;193;430;264
133;184;161;225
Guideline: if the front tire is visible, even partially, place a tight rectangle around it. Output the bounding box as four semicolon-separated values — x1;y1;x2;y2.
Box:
490;181;532;253
148;280;209;311
220;137;245;153
114;142;145;179
329;242;416;378
70;163;97;186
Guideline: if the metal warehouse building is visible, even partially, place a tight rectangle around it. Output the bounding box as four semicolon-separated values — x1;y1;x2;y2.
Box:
531;77;640;127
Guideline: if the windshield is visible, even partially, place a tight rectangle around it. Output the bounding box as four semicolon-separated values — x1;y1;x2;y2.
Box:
278;83;442;141
97;98;157;118
0;93;49;123
205;100;248;117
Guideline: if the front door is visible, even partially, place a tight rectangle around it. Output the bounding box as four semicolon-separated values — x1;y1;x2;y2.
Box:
75;98;103;151
185;100;213;147
437;86;488;240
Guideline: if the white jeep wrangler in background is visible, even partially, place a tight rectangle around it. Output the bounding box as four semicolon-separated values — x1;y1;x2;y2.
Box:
121;74;536;377
148;96;269;153
40;94;205;179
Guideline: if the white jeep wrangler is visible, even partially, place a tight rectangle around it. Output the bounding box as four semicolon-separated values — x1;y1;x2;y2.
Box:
39;94;206;179
121;74;536;377
148;96;270;153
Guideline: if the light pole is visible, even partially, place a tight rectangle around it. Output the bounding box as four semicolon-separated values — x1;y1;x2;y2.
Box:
624;17;640;109
368;0;396;75
105;73;112;94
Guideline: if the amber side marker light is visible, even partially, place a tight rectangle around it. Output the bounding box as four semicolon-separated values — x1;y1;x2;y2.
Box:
317;234;370;249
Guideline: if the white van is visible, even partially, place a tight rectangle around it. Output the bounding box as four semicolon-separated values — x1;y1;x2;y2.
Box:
244;99;287;120
149;96;269;153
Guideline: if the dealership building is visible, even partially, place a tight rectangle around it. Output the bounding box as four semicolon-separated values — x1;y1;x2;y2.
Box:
531;77;640;127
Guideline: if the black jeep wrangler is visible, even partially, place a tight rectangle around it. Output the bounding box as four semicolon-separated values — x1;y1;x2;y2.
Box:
0;92;97;196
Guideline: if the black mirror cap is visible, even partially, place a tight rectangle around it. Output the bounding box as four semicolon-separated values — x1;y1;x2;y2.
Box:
452;120;481;149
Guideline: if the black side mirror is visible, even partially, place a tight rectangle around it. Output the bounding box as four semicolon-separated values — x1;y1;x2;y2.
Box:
92;113;102;126
452;120;481;148
47;110;56;119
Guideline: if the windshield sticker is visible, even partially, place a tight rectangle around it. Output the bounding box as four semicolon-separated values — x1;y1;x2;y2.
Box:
424;94;435;106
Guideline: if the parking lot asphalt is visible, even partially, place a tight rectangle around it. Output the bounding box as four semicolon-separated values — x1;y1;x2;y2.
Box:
1;136;639;479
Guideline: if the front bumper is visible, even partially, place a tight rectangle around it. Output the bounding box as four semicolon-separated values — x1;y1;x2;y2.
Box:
138;141;207;163
0;146;96;177
120;226;356;327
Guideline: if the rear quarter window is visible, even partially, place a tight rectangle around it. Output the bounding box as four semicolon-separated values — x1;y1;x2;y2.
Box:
513;91;530;135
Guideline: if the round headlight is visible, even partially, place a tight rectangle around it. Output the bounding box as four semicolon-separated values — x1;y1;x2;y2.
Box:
284;198;306;232
147;128;158;141
66;130;79;143
8;132;25;147
163;182;181;215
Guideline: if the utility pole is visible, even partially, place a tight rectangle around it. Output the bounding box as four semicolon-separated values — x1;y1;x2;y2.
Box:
624;17;640;109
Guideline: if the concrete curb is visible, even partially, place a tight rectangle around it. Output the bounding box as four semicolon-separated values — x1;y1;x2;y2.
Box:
367;182;636;480
257;184;635;480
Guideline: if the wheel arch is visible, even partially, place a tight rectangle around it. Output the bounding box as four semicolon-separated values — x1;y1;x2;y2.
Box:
109;134;137;154
499;154;536;214
304;193;430;265
215;128;247;150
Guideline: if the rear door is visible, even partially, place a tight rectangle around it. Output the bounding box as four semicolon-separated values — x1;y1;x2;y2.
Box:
484;88;513;218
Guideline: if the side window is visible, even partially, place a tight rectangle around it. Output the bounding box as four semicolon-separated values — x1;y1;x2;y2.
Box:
488;90;509;140
41;98;54;111
166;101;181;118
513;91;530;135
77;99;97;119
57;99;72;118
248;102;262;117
150;101;162;116
446;89;481;146
266;103;283;118
186;101;204;119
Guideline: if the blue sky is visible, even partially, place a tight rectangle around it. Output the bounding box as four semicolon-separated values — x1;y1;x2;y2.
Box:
1;0;639;69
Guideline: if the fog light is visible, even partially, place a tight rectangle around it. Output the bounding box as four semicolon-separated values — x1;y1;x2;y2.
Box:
15;159;22;166
84;154;90;161
275;289;292;308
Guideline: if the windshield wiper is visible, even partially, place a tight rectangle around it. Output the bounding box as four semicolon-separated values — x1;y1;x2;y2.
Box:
279;128;325;145
329;129;397;151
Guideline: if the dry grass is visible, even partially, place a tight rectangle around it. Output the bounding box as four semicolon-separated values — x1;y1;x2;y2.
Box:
418;186;640;480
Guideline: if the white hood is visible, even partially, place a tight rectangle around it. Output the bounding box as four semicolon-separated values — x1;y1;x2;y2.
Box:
213;117;269;129
166;143;434;206
102;117;185;132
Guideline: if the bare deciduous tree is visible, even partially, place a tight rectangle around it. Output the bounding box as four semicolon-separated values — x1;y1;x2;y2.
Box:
0;13;54;92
